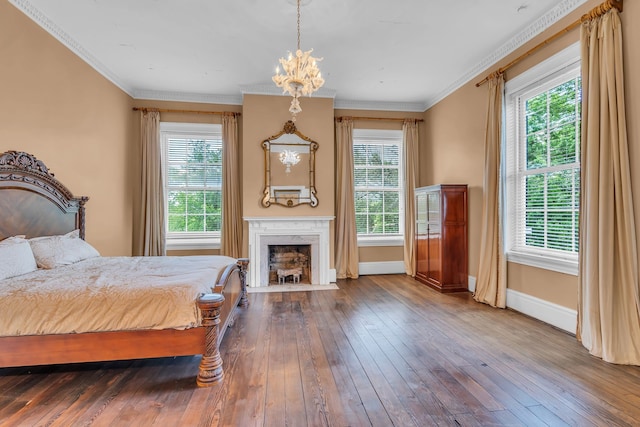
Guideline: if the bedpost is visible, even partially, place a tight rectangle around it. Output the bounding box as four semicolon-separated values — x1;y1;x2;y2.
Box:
77;196;89;240
196;293;225;387
237;258;249;308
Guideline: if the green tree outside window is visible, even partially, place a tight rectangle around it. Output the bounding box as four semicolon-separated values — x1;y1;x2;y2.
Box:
353;141;401;236
522;76;581;254
167;139;222;234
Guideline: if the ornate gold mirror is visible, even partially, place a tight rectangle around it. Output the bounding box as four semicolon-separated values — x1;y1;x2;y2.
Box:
262;120;318;207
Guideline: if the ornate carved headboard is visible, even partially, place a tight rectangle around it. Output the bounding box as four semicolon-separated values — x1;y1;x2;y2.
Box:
0;151;88;240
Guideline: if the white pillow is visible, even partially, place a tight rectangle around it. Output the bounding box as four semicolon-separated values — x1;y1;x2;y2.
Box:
0;236;38;280
29;230;100;269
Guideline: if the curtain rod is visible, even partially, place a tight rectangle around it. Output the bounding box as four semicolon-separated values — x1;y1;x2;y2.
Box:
476;0;623;87
335;116;424;123
132;107;241;116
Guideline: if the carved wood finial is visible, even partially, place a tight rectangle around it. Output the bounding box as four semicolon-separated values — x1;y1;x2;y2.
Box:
237;259;250;307
0;151;53;176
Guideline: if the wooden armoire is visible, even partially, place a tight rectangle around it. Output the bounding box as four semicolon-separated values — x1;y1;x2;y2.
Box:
414;184;468;293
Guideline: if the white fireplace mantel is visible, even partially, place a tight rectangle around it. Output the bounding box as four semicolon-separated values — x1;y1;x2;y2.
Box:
244;216;335;287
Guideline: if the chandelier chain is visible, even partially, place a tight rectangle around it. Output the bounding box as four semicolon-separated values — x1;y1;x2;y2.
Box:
272;0;324;120
297;0;301;51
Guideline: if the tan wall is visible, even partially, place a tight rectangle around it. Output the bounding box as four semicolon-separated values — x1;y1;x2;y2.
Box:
242;94;335;218
0;1;135;256
359;245;404;263
422;85;486;279
423;0;640;310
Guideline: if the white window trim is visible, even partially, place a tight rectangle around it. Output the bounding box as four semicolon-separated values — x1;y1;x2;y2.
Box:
504;42;580;276
353;129;405;247
166;236;221;251
357;235;404;247
160;122;223;251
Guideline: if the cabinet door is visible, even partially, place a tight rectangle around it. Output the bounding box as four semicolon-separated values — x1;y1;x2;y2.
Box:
441;188;467;287
415;191;428;277
426;191;441;285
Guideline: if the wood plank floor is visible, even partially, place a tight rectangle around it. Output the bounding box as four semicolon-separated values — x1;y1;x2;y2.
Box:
2;274;640;426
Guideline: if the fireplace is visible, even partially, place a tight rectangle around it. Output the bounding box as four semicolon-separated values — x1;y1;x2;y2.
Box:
268;244;311;285
245;216;334;287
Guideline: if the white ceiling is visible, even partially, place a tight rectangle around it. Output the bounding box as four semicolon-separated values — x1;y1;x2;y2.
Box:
10;0;587;111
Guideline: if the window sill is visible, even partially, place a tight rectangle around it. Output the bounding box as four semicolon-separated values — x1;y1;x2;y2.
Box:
506;250;578;276
166;238;221;251
357;236;404;247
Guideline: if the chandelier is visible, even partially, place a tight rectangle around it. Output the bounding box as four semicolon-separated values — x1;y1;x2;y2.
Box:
279;149;301;173
272;0;324;121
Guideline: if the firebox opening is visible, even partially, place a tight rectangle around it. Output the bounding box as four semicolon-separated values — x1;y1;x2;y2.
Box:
268;244;311;285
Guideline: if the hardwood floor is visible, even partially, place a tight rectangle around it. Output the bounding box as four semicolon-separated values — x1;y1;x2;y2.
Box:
2;274;640;426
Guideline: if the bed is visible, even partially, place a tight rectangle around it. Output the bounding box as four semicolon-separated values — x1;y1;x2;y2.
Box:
0;150;248;387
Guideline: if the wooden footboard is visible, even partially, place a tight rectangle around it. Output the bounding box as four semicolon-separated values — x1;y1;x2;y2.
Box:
0;258;249;387
215;258;249;341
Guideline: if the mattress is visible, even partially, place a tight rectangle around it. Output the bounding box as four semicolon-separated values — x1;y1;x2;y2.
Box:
0;255;236;336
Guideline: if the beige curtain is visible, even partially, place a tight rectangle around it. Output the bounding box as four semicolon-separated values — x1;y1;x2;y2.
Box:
137;110;166;256
221;113;242;258
335;118;359;279
403;119;419;276
474;73;507;308
577;9;640;364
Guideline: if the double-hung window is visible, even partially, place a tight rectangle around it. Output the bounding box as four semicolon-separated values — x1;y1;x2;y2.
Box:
160;122;223;250
353;129;404;246
505;44;581;275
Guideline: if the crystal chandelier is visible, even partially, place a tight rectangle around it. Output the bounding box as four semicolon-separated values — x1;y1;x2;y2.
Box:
272;0;324;121
279;149;301;173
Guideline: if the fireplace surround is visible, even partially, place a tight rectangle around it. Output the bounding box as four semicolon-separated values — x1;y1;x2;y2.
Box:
245;216;334;287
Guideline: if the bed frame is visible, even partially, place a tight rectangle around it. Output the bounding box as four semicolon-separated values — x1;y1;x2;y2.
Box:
0;150;248;387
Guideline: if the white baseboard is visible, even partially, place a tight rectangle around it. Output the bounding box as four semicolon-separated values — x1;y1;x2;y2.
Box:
356;267;575;333
466;276;574;333
329;268;336;283
506;289;577;334
359;261;405;275
468;275;476;292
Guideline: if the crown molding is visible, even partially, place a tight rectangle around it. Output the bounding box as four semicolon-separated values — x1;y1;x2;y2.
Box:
242;86;426;112
9;0;135;97
241;84;337;99
132;89;243;105
334;98;427;112
423;0;588;110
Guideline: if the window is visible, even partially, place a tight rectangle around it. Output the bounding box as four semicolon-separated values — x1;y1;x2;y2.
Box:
160;122;223;250
353;129;404;246
505;43;581;275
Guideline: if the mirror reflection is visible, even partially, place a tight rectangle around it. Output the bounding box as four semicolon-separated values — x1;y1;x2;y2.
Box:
262;121;318;207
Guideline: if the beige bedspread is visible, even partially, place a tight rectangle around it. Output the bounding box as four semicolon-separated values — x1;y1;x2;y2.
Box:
0;255;237;336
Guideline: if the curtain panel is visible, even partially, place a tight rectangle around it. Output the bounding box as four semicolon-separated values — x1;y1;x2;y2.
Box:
577;9;640;364
474;73;507;308
137;110;166;256
335;118;359;279
221;113;242;258
403;119;419;276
